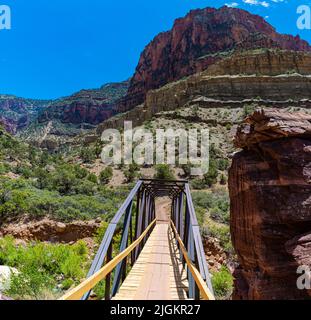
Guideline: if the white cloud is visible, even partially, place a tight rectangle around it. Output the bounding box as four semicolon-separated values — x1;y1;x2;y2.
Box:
243;0;270;7
225;2;239;7
261;1;270;7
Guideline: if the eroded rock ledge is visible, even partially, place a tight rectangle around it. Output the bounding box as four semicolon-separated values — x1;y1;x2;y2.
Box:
229;109;311;300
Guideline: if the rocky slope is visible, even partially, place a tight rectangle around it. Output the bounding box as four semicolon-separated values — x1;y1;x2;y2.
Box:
0;95;49;134
229;109;311;300
0;217;101;243
27;6;311;132
18;9;311;152
96;49;311;136
19;81;129;148
38;81;129;125
120;6;311;111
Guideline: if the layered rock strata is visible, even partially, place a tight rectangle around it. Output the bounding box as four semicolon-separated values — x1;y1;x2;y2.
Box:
229;109;311;300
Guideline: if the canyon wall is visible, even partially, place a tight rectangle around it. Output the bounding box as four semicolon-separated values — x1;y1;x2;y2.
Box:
122;6;311;110
96;50;311;135
38;81;129;125
229;109;311;300
0;96;48;134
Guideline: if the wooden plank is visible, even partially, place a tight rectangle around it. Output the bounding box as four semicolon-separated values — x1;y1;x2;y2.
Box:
59;219;156;300
113;223;188;301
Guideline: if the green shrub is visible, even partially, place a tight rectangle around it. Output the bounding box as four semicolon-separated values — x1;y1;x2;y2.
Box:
80;147;96;163
210;207;229;224
220;174;227;185
124;164;139;183
99;167;113;185
217;159;230;171
204;223;232;253
0;237;89;300
243;104;256;118
0;163;10;175
87;173;98;184
190;178;206;190
0;177;128;222
212;267;233;300
154;164;175;180
203;160;218;187
192;190;230;224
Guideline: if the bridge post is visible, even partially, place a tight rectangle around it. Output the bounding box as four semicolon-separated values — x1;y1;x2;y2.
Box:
104;243;113;300
134;189;146;260
178;192;184;260
111;200;133;297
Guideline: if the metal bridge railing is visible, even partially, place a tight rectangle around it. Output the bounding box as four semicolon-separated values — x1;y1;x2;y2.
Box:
59;179;214;301
171;183;214;300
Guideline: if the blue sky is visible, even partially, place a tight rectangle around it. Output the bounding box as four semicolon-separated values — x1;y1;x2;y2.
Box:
0;0;310;99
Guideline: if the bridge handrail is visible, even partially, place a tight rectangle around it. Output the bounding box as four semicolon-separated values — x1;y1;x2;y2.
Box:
81;180;156;300
170;220;215;300
171;183;214;298
59;219;157;300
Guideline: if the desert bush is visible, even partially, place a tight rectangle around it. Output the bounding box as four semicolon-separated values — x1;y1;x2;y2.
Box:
217;159;230;171
0;177;127;222
211;266;233;300
192;190;230;224
0;237;88;300
87;173;98;184
124;164;139;183
80;147;96;163
99;167;113;185
154;164;175;180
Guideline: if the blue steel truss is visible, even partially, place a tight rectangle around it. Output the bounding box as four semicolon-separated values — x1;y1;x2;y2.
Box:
82;179;214;300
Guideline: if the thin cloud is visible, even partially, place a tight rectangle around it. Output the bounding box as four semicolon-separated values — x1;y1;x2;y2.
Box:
243;0;270;7
225;2;239;7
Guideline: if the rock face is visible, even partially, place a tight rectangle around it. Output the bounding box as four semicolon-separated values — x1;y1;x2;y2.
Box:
229;109;311;300
0;218;101;243
97;50;311;135
39;81;129;125
122;6;311;110
27;7;311;137
206;50;311;76
0;95;48;134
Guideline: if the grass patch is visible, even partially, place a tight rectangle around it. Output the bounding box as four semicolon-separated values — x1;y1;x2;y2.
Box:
0;236;89;300
211;266;233;300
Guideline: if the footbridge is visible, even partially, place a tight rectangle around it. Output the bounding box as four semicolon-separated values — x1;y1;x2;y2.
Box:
60;179;215;301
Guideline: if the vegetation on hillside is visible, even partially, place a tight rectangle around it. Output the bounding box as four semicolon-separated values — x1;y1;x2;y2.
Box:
0;236;89;300
0;128;129;223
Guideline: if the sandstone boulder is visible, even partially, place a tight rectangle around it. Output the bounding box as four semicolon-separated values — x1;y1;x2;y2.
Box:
229;109;311;300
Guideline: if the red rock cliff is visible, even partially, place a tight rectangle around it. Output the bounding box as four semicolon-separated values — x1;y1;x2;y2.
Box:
229;109;311;300
120;6;311;111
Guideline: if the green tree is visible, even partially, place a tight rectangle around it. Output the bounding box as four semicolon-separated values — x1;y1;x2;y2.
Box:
80;147;95;163
99;167;113;185
154;164;175;180
203;160;218;187
34;167;50;189
124;164;139;183
51;166;77;195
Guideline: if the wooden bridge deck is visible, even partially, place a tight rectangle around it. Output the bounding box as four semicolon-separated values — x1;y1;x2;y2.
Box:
113;199;189;300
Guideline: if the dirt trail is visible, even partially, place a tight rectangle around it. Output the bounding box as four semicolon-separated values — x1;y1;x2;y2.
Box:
155;197;171;224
